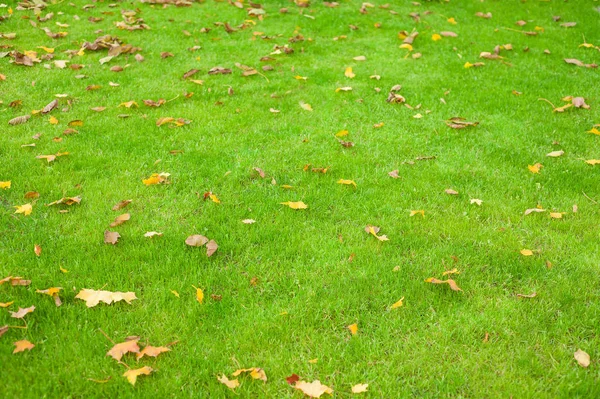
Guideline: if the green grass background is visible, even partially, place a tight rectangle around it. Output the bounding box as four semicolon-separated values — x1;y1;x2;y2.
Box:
1;0;600;397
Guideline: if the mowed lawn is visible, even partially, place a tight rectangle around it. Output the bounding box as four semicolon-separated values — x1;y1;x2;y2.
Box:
1;0;600;397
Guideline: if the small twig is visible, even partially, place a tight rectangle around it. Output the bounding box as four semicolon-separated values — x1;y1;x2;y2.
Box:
117;360;131;370
166;94;180;103
583;191;598;204
98;328;115;344
7;325;28;329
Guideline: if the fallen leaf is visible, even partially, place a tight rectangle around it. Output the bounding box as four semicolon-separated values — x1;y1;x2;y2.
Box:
0;181;11;190
337;179;357;187
218;375;239;389
517;292;537;298
232;367;267;382
14;203;32;216
425;278;462;292
0;302;14;308
112;199;132;211
36;287;62;306
280;201;308;209
123;366;153;386
345;67;355;78
136;345;170;360
294;380;333;398
107;339;140;361
110;213;130;227
351;383;369;394
365;225;389;241
206;240;218;257
196;287;204;304
242;219;256;224
144;231;163;238
104;230;120;245
410;210;425;217
75;289;137;307
13;340;34;354
10;305;35;319
574;349;590;368
300;102;313;111
520;249;534;256
185;235;209;247
445;189;459;195
347;323;358;335
286;374;300;385
390;297;404;309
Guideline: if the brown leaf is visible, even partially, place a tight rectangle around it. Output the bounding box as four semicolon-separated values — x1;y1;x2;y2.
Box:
13;340;35;354
0;276;31;286
136;345;170;360
425;278;462;291
286;374;300;385
446;117;479;129
206;240;218;257
110;213;131;227
8;115;30;126
516;292;537;298
41;99;58;114
185;235;208;247
112;199;132;211
104;230;121;245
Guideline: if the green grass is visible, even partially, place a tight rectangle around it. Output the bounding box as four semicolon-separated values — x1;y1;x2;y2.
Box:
1;0;600;397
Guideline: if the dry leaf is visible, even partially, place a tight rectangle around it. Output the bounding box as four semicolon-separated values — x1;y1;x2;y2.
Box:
446;117;479;129
185;235;208;247
136;345;170;360
36;287;62;306
294;380;333;398
232;367;268;382
520;249;534;256
517;292;537;298
10;305;35;319
445;189;459;195
123;366;153;386
104;230;120;245
13;340;35;354
351;383;369;393
8;115;30;126
112;199;132;211
388;170;399;179
574;349;590;368
75;289;137;307
337;179;357;187
242;219;256;224
206;240;218;257
410;210;425;217
300;102;313;111
344;67;355;78
0;276;31;286
0;181;11;190
107;339;140;361
425;278;462;291
110;213;130;227
365;225;389;241
218;375;240;389
390;297;404;309
142;172;170;185
144;231;163;238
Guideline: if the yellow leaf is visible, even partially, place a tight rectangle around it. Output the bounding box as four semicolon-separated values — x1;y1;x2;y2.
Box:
0;301;14;308
107;339;140;361
123;366;153;386
335;130;349;137
38;46;54;53
0;181;11;190
280;201;308;210
345;67;355;78
156;117;175;127
171;290;180;298
373;122;384;128
196;287;204;304
390;297;404;309
75;289;137;307
464;62;473;68
442;268;460;276
218;375;239;389
60;266;68;273
232;367;268;382
587;128;600;135
410;210;425;217
136;345;170;360
347;323;358;335
308;358;318;364
209;194;221;204
294;75;308;80
119;101;139;108
49;116;58;125
351;383;369;393
399;43;413;51
585;159;600;165
549;212;564;219
14;203;32;216
432;33;442;41
579;43;595;48
574;349;590;368
528;163;542;173
142;172;170;185
300;102;313;111
535;26;544;32
337;179;357;187
520;249;534;256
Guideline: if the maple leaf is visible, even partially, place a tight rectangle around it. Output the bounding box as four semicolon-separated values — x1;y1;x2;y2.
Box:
425;278;462;292
10;305;35;319
13;340;35;354
218;375;239;389
75;289;137;307
107;339;140;361
14;203;32;216
232;367;267;382
136;345;170;360
123;366;153;386
281;201;308;210
294;380;333;398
